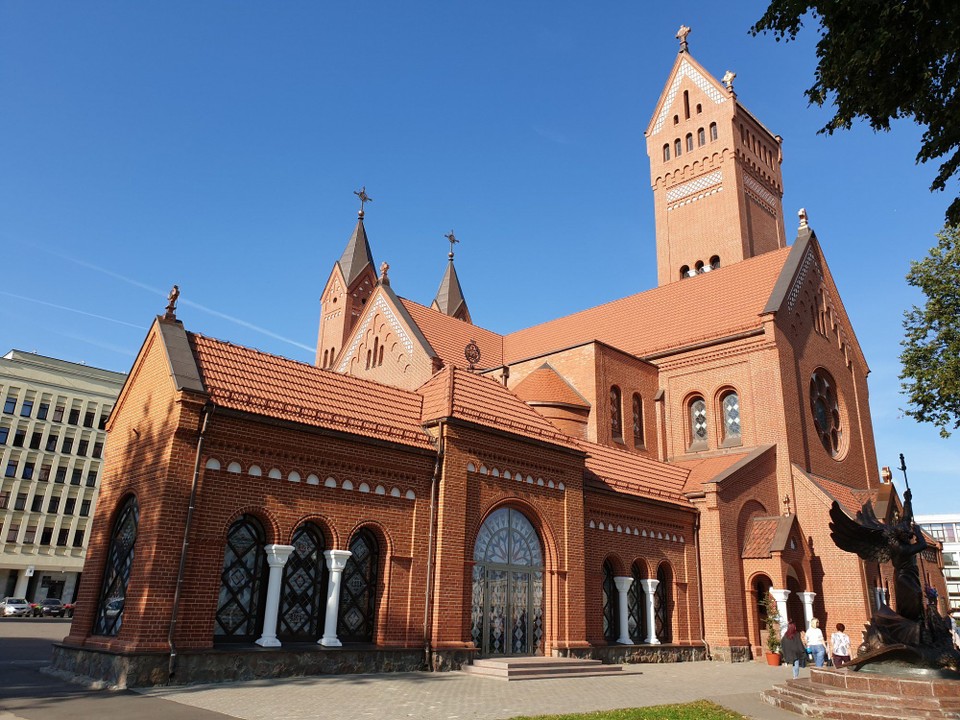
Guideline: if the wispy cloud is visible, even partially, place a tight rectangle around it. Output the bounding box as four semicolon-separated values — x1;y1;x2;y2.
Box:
0;291;144;329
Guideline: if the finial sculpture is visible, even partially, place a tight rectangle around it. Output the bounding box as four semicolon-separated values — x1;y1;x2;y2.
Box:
164;284;180;321
829;458;959;673
445;230;459;260
379;261;390;286
676;25;691;53
722;70;736;92
798;207;808;229
354;186;372;218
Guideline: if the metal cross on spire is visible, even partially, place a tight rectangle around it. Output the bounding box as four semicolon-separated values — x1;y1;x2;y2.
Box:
445;230;459;259
354;186;372;217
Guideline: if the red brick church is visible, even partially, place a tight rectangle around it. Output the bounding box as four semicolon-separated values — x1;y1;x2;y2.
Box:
54;33;945;686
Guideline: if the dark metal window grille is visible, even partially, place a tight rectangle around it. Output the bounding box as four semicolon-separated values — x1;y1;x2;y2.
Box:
628;565;647;642
690;398;707;446
93;495;138;636
602;561;617;641
654;565;672;643
279;523;326;641
338;529;379;642
215;515;267;641
723;391;741;442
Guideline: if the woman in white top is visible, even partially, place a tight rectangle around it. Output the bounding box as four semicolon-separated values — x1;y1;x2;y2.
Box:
805;617;828;667
830;622;851;667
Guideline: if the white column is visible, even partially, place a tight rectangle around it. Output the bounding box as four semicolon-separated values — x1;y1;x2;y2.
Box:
769;588;790;636
614;576;634;644
319;549;352;647
639;578;660;644
798;591;816;629
255;544;295;648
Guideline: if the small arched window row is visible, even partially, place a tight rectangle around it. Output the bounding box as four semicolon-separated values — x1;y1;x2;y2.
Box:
679;256;721;279
684;387;744;451
203;457;415;499
586;519;684;543
365;336;387;370
467;461;565;491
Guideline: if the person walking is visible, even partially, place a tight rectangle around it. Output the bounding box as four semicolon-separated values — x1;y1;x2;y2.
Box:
806;617;829;667
830;623;851;667
780;622;806;679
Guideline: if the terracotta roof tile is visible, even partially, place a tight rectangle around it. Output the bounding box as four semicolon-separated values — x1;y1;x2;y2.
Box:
513;363;590;408
189;333;432;449
800;469;878;518
418;367;578;449
399;298;503;369
504;247;792;363
672;451;754;495
579;440;690;505
742;516;779;559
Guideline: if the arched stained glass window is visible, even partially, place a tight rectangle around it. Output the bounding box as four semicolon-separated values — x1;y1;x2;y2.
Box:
338;529;379;642
610;386;623;441
279;523;327;641
655;564;672;643
215;515;267;641
93;495;138;636
632;394;644;447
689;397;707;449
810;370;842;457
722;391;742;445
602;561;617;642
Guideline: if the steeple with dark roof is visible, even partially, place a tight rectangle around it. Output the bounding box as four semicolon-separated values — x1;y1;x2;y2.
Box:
431;231;471;323
337;214;375;287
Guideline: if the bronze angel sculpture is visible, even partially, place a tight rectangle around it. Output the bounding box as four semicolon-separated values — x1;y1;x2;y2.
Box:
829;489;960;672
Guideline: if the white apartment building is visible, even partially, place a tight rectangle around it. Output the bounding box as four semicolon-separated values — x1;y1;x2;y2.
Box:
917;513;960;615
0;350;125;603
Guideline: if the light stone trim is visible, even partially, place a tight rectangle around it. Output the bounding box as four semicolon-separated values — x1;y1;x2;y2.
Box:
652;58;726;135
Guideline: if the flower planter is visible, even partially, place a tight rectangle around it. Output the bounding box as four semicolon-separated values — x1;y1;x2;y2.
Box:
766;651;782;666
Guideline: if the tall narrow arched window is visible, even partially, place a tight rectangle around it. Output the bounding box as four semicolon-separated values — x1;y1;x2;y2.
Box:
685;133;694;152
93;495;139;636
372;337;379;365
377;345;384;367
632;394;644;448
689;396;707;450
683;90;690;119
322;349;329;367
610;386;623;441
674;139;681;157
721;390;742;446
279;523;327;641
697;127;705;146
663;144;670;161
338;529;380;642
365;349;371;370
655;563;673;643
709;122;718;141
215;515;267;641
602;561;617;642
628;563;647;643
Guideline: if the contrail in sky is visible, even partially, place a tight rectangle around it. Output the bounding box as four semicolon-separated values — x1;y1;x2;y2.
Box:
1;291;144;329
16;240;314;354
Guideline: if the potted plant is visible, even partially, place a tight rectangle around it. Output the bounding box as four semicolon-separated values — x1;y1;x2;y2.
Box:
763;591;782;666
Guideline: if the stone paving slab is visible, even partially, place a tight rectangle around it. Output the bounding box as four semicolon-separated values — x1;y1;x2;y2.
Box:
138;661;804;720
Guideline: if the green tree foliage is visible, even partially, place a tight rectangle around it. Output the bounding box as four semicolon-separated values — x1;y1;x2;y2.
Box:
751;2;960;224
900;225;960;437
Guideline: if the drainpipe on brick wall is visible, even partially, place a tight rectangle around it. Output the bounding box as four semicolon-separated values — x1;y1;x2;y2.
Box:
422;421;445;671
693;511;711;660
168;400;214;678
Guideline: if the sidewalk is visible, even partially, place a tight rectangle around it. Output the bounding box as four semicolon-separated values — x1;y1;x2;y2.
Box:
138;660;804;720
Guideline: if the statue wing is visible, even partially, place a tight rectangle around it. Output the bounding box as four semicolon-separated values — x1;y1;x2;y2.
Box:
829;500;892;564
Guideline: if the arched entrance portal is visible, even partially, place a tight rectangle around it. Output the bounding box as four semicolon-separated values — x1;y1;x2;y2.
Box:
470;507;544;656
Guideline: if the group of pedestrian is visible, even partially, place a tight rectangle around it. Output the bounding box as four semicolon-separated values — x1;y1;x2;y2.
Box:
779;618;851;679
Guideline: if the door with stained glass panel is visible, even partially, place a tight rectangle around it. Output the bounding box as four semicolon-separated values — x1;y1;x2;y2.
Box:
470;508;544;656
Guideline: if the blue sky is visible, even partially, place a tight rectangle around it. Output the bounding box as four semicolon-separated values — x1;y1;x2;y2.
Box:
1;2;956;514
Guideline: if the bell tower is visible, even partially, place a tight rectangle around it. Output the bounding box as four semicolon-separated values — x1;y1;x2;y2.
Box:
645;26;786;286
315;188;378;369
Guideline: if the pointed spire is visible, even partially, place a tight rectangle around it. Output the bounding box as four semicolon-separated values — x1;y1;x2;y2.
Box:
432;230;470;322
337;188;375;286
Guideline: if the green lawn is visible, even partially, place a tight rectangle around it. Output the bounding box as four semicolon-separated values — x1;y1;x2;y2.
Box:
509;701;746;720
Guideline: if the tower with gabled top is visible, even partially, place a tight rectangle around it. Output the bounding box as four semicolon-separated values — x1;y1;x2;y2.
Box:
315;190;378;369
645;26;786;287
431;231;471;323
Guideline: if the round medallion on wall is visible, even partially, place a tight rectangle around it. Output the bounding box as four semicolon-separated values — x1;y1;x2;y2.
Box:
464;340;481;367
809;369;844;458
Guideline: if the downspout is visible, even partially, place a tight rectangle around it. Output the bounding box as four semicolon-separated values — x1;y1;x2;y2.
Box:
693;510;711;659
168;400;214;677
423;420;445;671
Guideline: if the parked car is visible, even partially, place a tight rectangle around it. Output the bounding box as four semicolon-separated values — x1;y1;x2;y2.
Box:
0;597;31;617
31;598;67;617
64;601;76;618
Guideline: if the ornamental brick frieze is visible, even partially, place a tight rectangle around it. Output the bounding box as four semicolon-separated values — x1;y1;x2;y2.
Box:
587;519;685;543
467;461;566;491
651;57;727;135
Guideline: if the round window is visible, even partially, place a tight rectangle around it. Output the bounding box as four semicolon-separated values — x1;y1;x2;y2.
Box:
809;370;843;457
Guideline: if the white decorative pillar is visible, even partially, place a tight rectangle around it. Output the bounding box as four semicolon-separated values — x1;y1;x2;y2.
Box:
769;588;790;636
798;591;816;629
614;576;634;644
319;549;352;647
874;585;887;608
639;578;660;645
255;544;295;648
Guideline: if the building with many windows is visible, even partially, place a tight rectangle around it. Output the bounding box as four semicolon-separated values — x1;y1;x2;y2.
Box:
917;514;960;615
0;350;125;603
54;35;946;688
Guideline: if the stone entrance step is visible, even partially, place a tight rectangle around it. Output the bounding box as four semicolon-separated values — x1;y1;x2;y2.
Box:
461;656;623;681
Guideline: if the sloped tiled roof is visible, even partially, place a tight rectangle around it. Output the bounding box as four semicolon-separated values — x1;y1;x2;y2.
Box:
399;298;503;369
742;516;780;559
504;247;792;363
672;450;758;495
579;440;691;505
799;468;880;518
418;367;578;449
189;333;432;449
513;363;590;408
